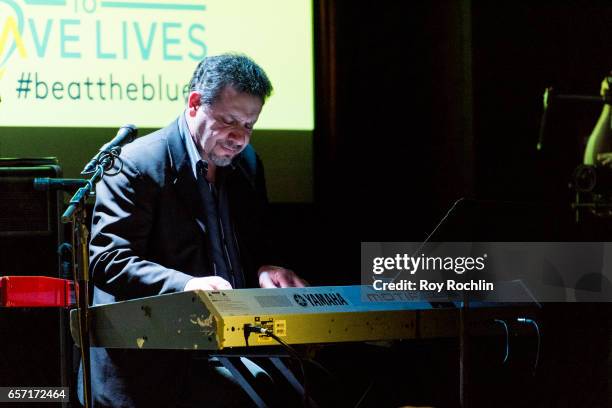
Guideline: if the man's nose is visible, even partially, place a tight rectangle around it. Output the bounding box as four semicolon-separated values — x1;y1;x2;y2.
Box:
228;129;247;144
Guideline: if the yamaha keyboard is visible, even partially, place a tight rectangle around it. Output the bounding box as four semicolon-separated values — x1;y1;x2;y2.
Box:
70;285;534;350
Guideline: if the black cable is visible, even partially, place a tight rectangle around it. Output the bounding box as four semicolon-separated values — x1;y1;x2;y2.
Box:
243;325;250;348
100;150;124;176
352;380;375;408
494;319;510;364
517;317;541;375
243;325;317;408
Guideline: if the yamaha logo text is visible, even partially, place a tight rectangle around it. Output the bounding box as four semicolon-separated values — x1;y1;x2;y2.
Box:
293;293;349;307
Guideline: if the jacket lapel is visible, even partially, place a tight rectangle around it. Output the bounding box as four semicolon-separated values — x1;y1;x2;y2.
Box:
166;119;207;235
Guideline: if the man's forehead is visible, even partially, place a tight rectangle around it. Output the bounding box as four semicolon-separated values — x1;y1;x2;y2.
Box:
212;86;262;117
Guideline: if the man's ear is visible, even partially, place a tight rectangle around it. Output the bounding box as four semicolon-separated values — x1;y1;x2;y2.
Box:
188;92;202;115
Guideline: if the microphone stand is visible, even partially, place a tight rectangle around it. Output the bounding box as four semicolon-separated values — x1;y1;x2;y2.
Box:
61;148;122;408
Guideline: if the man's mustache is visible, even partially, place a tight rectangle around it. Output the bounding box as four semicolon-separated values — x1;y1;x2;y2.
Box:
219;140;242;151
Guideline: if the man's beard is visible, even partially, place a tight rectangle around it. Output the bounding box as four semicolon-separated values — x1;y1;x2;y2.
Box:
208;152;233;167
208;141;240;167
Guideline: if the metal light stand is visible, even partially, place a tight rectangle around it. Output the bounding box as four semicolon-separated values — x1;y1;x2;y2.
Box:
537;84;612;152
61;150;121;408
539;85;612;224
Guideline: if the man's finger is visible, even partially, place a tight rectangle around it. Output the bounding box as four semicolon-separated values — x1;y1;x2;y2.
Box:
211;277;233;290
292;276;307;287
259;271;278;288
275;272;293;288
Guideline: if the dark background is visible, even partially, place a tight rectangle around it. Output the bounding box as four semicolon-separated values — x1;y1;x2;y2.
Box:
289;1;612;407
291;0;612;282
3;0;612;407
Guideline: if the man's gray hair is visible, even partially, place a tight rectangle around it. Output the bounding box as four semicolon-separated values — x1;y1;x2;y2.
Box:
189;53;273;105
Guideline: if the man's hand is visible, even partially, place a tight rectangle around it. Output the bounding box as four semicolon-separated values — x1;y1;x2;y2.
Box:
258;265;308;288
601;76;611;97
183;276;233;291
597;152;612;167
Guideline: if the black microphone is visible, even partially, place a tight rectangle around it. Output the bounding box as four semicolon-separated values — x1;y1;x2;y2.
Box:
33;178;88;191
81;124;138;174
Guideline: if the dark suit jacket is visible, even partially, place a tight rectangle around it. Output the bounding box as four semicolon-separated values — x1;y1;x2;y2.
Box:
81;118;277;407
